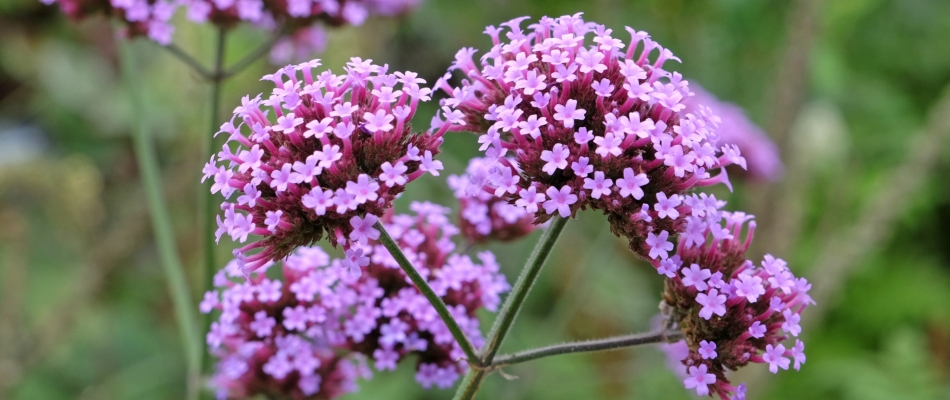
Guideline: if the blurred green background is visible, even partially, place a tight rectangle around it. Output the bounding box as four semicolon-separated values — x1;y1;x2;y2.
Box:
1;0;950;399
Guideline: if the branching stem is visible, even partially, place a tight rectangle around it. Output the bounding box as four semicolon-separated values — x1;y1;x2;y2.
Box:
453;216;569;400
490;329;684;369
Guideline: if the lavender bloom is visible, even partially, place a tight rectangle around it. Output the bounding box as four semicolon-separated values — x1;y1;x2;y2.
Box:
436;14;746;259
207;59;447;275
656;211;812;399
270;25;328;65
448;157;538;244
682;85;782;181
177;0;419;33
202;202;510;398
39;0;178;44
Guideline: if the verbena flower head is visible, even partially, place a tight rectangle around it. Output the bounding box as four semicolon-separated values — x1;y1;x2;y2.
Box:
202;202;510;398
656;211;813;399
435;14;745;257
178;0;418;32
40;0;178;44
204;58;442;275
682;85;782;181
448;157;537;244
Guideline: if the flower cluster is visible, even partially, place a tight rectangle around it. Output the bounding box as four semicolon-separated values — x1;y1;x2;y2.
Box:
435;13;746;257
682;85;782;181
270;25;328;65
40;0;420;49
203;59;447;275
40;0;178;44
447;157;537;244
178;0;419;29
656;212;812;399
202;202;510;399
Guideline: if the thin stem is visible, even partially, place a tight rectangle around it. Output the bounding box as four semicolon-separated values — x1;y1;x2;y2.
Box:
374;221;481;365
490;330;684;369
162;43;213;80
453;216;569;400
118;39;202;400
481;216;569;361
201;26;228;376
221;28;285;79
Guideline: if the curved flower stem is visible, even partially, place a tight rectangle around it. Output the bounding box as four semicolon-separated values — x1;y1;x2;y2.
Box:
374;221;481;365
201;26;227;377
163;43;213;80
453;216;569;400
118;39;202;400
221;27;285;79
490;329;684;369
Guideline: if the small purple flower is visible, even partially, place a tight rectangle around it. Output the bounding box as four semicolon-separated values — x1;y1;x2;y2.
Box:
696;288;727;320
646;230;673;260
684;364;716;396
762;344;790;373
583;171;613;199
681;263;712;291
543;186;577;218
698;340;717;359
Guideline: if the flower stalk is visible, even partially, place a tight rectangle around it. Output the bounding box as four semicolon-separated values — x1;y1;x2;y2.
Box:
490;329;684;369
453;216;569;400
118;38;202;400
201;26;227;378
374;221;481;365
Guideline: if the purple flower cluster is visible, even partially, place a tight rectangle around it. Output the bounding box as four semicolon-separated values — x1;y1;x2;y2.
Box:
434;13;746;258
40;0;177;44
447;157;538;244
203;59;446;275
178;0;417;32
202;202;510;399
682;85;782;181
656;212;812;399
40;0;420;49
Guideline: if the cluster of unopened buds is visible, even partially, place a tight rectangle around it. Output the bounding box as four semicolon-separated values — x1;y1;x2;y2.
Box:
202;203;510;399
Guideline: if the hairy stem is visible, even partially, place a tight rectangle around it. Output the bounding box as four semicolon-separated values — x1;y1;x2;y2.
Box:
118;39;202;400
374;221;480;364
201;26;227;377
491;330;684;368
453;216;569;400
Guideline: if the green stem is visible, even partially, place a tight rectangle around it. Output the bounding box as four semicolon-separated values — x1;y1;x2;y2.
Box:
374;221;481;364
490;330;684;368
163;43;213;80
221;27;285;79
118;39;202;400
453;216;569;400
201;26;227;376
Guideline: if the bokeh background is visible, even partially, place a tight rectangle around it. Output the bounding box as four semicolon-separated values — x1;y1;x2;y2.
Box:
2;0;950;399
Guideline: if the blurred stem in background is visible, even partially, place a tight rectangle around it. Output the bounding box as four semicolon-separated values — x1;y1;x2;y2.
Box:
201;26;227;378
454;216;568;400
117;37;202;400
